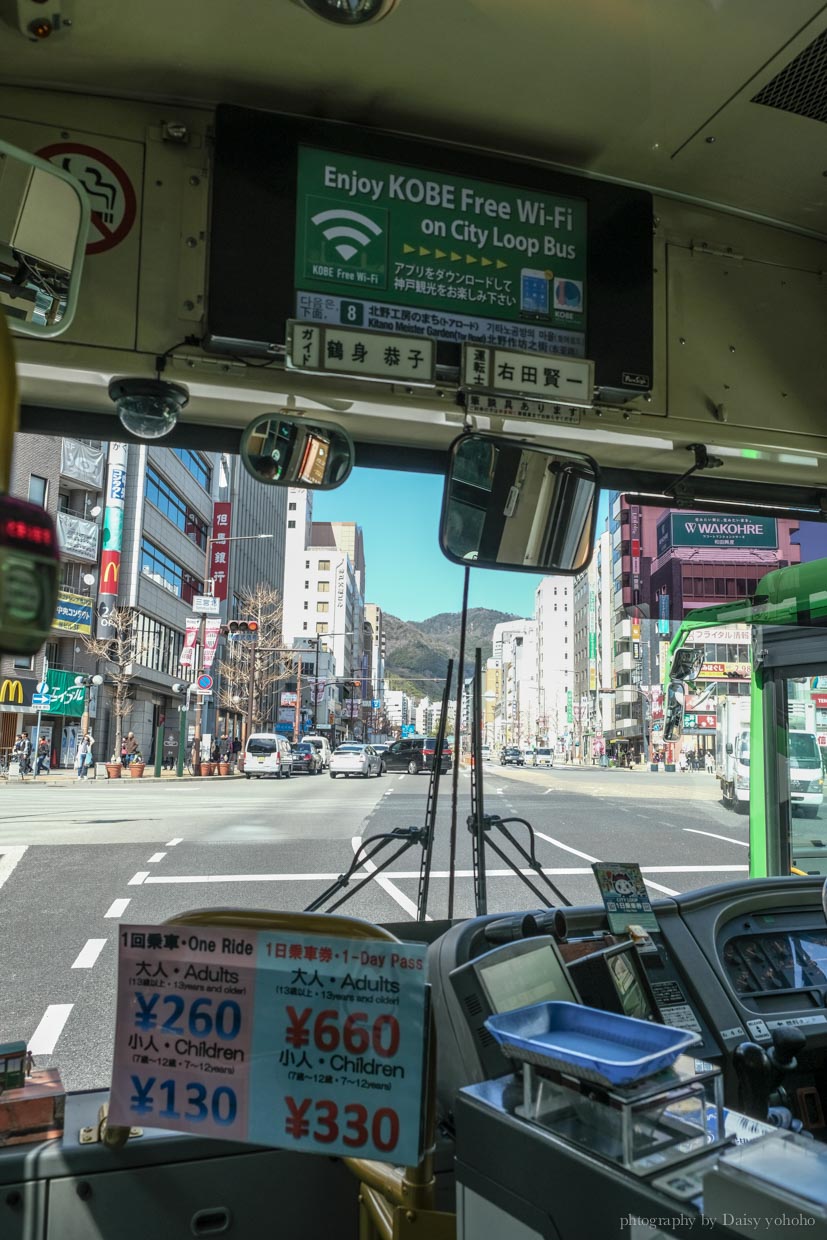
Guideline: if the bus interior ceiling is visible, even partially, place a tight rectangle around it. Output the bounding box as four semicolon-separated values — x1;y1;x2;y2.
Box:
0;1;825;488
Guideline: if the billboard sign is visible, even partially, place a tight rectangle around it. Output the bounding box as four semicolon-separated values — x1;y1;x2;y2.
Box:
683;713;717;731
657;513;778;553
209;503;232;600
96;442;127;635
54;590;93;635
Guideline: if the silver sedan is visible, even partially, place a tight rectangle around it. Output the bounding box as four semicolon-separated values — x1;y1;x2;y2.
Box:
329;744;385;779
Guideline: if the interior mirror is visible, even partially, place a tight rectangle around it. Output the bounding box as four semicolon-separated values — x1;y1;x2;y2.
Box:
669;647;704;682
240;412;354;489
663;681;686;741
0;139;90;337
439;433;598;573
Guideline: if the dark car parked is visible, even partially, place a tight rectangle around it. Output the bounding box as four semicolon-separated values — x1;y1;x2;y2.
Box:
500;746;525;766
290;742;323;774
383;736;452;775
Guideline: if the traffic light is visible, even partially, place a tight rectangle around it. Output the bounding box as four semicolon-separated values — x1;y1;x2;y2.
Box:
220;620;259;640
341;679;361;699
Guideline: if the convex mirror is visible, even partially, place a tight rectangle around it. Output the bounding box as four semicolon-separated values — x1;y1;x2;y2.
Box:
663;682;686;741
240;413;354;489
670;648;704;682
0;140;90;337
440;432;598;573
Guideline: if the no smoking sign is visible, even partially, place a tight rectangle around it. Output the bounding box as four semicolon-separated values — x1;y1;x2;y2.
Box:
36;142;137;256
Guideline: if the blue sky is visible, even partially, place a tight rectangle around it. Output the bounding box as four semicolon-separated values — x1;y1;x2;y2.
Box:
312;467;543;621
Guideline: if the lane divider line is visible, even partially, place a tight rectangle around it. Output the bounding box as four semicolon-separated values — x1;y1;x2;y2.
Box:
684;828;749;848
166;838;183;847
0;845;27;891
71;938;107;969
137;863;748;886
147;852;167;863
28;1004;73;1056
128;871;149;886
105;898;130;919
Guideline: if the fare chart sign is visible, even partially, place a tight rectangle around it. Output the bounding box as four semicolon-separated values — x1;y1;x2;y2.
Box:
109;926;427;1164
295;146;588;358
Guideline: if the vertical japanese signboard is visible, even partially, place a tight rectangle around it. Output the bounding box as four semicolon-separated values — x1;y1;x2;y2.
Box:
588;590;597;692
96;442;127;636
109;925;427;1164
202;619;222;671
209;503;232;600
294;147;587;358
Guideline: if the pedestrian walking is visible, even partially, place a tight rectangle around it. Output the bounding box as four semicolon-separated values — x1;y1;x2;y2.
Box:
35;736;50;775
124;732;139;766
76;733;93;779
19;732;32;775
706;751;714;775
678;750;688;773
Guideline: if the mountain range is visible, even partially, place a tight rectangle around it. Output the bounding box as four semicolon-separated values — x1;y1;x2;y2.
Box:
382;607;523;699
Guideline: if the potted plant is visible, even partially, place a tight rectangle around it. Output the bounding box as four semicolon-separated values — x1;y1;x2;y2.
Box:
218;758;231;776
129;752;146;778
106;754;122;780
200;761;214;777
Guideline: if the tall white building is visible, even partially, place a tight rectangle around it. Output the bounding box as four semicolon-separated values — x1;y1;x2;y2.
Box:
492;619;537;746
383;688;412;732
534;577;573;748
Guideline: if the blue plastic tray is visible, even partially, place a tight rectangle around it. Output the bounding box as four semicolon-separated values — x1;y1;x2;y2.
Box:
485;1002;700;1087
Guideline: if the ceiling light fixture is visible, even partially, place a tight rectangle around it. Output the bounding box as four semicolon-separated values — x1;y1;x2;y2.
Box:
296;0;399;27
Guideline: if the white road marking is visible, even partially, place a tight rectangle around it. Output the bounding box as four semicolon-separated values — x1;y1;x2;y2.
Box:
350;836;428;921
148;852;167;863
543;789;555;795
397;774;405;780
71;938;107;969
535;831;600;863
139;864;747;885
684;828;749;848
28;1004;73;1055
166;837;183;847
0;845;26;890
643;878;680;896
128;871;149;885
105;898;130;918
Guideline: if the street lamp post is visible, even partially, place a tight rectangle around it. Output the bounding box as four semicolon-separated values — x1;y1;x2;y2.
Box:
191;531;274;770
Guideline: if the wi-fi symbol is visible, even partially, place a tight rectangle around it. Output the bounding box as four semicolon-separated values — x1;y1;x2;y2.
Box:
311;207;383;262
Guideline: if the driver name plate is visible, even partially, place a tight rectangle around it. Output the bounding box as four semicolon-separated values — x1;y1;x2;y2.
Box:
286;320;435;384
463;343;594;404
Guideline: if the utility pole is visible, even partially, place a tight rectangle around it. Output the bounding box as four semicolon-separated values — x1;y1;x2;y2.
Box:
312;637;320;730
294;653;302;742
244;640;256;746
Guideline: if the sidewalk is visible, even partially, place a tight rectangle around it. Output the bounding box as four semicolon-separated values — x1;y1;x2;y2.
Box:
2;767;243;786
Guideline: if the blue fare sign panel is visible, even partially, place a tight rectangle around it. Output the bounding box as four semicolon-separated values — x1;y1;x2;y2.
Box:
109;926;427;1164
591;862;659;934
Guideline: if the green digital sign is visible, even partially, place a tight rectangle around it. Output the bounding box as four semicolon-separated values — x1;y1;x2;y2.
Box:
295;146;588;356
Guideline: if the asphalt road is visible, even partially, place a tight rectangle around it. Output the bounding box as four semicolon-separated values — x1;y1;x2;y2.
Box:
0;763;758;1090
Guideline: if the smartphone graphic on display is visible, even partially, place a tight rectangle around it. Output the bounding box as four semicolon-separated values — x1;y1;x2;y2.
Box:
520;269;549;316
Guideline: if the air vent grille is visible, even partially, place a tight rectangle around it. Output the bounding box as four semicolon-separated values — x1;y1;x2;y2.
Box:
463;992;483;1018
751;29;827;125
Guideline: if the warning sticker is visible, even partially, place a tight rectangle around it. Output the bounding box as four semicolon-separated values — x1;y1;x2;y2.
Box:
36;142;137;256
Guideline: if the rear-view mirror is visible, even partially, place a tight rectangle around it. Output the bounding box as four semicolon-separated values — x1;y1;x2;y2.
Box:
0;139;90;337
670;647;704;682
240;412;355;489
439;432;598;574
663;681;686;741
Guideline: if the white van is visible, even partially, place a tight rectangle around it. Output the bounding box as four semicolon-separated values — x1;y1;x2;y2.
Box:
301;735;332;769
244;733;293;779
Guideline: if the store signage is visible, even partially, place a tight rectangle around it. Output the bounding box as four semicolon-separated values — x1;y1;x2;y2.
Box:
42;669;86;717
697;662;750;681
97;442;127;636
56;512;99;563
109;926;427;1165
294;146;587;358
683;713;716;731
0;676;37;709
281;691;298;708
209;505;232;601
657;513;778;555
462;344;593;404
288;321;435;384
54;589;93;635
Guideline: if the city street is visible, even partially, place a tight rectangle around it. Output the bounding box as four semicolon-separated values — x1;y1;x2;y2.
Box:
0;764;751;1090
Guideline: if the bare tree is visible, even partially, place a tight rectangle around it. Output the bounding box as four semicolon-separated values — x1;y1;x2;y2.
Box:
80;606;139;760
217;584;295;734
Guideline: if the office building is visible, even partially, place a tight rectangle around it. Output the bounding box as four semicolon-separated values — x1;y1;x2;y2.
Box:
534;577;572;750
